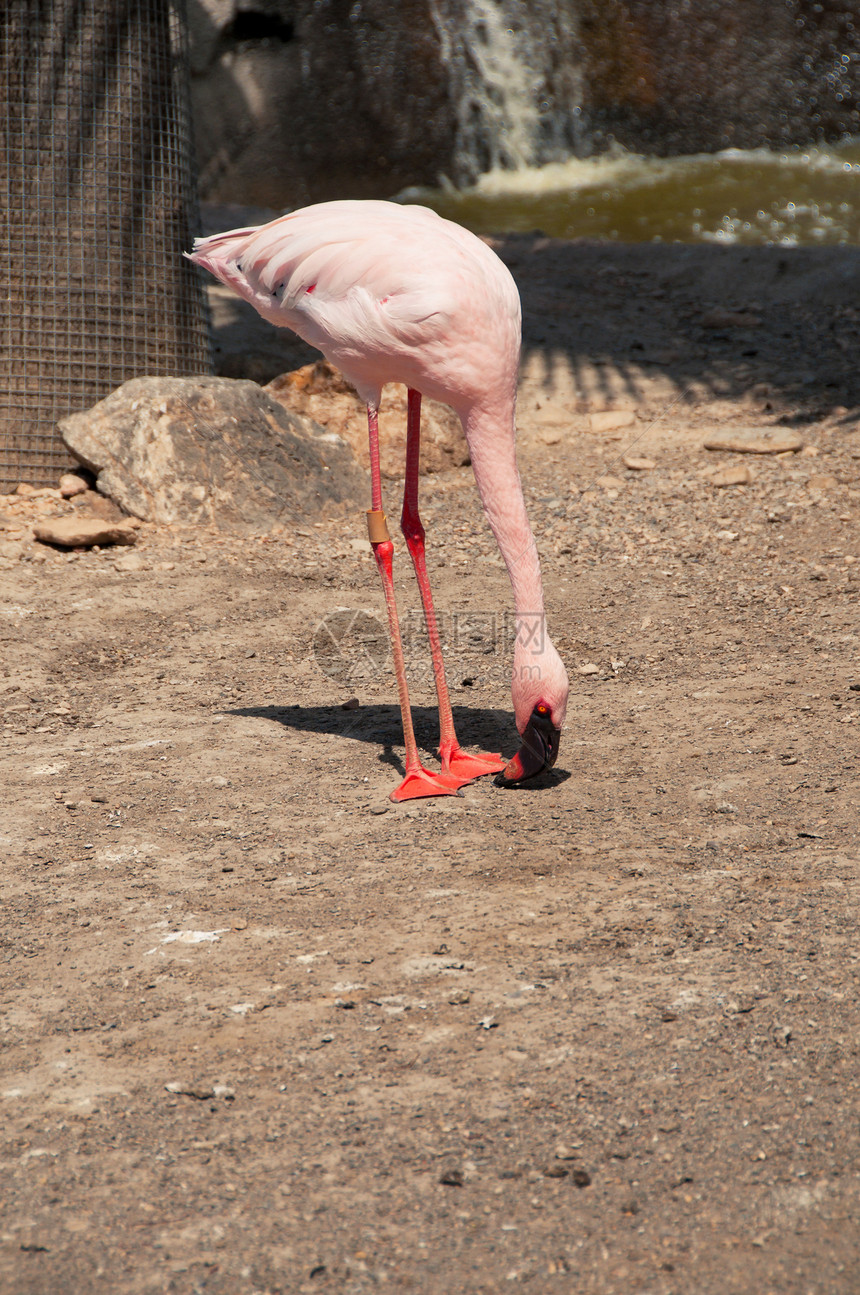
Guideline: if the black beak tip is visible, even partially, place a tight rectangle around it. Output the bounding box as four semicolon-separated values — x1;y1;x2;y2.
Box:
493;707;561;788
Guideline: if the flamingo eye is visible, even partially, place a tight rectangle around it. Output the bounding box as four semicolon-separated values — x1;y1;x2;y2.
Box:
535;702;550;717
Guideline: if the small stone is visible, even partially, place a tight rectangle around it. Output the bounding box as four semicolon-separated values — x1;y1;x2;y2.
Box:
700;308;761;328
165;1082;215;1100
341;697;360;710
448;989;471;1005
370;803;390;815
539;427;563;445
623;456;655;471
596;474;625;490
806;474;839;491
703;429;803;454
544;1163;569;1178
33;517;138;549
14;482;37;496
588;409;636;434
59;471;91;498
440;1168;463;1187
577;663;600;675
113;553;146;572
570;1168;592;1188
554;1143;581;1160
724;995;755;1016
708;464;753;487
533;401;568;426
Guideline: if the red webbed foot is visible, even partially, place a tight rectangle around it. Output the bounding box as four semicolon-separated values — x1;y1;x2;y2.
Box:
389;765;472;802
440;745;506;780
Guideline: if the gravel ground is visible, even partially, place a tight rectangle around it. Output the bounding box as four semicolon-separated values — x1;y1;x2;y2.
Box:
1;235;859;1294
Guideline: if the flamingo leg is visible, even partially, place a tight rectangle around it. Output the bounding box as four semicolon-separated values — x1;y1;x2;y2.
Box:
400;389;506;779
366;403;467;802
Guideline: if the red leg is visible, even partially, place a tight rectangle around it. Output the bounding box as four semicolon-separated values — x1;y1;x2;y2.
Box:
365;403;466;802
401;390;505;779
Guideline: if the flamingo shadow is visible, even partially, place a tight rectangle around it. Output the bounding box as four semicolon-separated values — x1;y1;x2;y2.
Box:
229;702;570;789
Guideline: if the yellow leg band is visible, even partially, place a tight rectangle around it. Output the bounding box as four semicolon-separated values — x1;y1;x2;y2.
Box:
366;509;391;543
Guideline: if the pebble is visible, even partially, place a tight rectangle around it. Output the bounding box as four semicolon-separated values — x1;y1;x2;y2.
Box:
806;474;839;492
448;989;471;1005
623;456;655;471
577;663;600;675
33;517;138;549
165;1082;218;1100
113;553;146;572
589;410;636;434
709;464;753;487
533;402;568;426
59;472;91;498
700;308;761;328
703;429;803;454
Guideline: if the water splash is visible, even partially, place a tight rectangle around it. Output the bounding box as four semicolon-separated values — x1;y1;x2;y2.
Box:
402;139;860;247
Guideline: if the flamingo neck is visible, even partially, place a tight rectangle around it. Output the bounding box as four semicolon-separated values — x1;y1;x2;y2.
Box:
461;398;546;622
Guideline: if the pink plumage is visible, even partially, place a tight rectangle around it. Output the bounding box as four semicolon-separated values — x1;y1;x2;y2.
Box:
189;200;568;801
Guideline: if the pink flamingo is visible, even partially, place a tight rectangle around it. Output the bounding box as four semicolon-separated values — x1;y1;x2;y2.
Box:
188;200;569;801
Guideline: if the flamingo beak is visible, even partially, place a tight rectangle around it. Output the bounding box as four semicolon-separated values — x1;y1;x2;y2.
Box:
494;705;561;786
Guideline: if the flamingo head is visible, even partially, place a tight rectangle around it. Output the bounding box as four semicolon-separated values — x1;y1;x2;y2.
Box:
495;632;569;786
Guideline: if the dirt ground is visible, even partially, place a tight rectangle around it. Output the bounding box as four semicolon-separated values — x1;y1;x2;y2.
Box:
2;233;860;1295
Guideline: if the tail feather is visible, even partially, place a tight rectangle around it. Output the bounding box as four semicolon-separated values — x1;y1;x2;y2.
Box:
185;226;262;281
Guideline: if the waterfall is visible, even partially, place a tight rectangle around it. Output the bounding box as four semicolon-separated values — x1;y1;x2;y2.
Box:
429;0;586;183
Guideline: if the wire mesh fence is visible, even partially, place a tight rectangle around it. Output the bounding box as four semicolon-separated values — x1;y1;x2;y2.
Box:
0;0;213;490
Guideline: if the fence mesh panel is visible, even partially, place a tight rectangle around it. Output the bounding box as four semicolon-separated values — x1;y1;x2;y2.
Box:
0;0;212;489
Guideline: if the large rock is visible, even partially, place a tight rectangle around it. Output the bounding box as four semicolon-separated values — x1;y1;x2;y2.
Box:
33;517;138;548
59;377;367;531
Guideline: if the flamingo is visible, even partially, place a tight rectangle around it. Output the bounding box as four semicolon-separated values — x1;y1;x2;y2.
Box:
188;200;569;802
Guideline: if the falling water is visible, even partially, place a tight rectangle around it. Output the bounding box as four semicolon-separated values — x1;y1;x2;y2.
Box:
428;0;585;181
